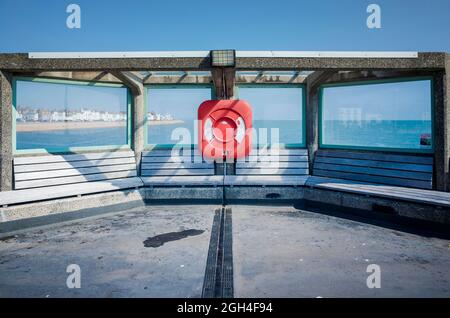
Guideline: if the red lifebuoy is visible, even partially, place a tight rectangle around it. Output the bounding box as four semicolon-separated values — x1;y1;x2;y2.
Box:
198;100;252;160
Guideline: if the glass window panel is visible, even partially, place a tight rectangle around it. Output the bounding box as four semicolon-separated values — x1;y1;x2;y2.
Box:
146;86;212;146
237;86;304;147
321;79;432;151
15;80;128;151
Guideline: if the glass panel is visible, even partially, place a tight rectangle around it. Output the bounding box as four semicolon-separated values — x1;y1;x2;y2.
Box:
146;86;212;146
321;79;432;150
15;80;128;151
237;86;304;147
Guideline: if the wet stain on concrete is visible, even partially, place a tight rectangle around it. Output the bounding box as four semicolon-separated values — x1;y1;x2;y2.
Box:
143;229;204;248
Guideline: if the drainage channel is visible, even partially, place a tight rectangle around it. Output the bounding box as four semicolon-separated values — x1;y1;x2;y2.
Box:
202;206;233;298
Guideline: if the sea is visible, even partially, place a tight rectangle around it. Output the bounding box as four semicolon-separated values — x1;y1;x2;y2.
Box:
16;120;432;151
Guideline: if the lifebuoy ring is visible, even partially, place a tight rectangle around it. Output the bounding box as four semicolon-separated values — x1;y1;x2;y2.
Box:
198;100;252;160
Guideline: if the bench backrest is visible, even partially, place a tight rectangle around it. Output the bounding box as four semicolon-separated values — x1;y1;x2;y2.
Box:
312;150;433;189
13;151;138;190
236;148;309;176
141;149;215;177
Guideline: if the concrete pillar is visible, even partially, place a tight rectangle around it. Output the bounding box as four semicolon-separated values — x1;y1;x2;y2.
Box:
111;72;144;174
133;87;145;174
433;69;449;192
306;84;319;174
0;71;13;191
447;56;450;190
435;55;450;191
305;71;335;174
211;68;235;99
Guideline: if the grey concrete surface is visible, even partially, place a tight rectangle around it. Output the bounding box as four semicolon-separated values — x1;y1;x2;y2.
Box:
0;189;146;224
232;204;450;298
0;71;13;191
0;204;216;297
1;203;449;298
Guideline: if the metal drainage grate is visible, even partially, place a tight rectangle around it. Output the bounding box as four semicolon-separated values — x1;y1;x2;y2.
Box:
202;206;234;298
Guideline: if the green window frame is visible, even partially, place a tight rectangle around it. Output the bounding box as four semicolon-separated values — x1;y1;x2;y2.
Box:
318;77;435;154
144;84;214;149
235;83;306;148
12;76;132;154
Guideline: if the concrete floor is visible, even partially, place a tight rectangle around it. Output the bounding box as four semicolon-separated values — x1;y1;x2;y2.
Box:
232;205;450;298
0;203;449;298
0;205;215;298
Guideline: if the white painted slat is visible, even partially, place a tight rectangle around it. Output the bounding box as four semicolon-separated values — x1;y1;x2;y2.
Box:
14;157;136;173
141;162;214;170
15;164;137;181
237;168;309;175
224;175;308;186
142;149;199;157
236;161;308;169
141;176;223;186
15;171;137;189
237;155;308;163
306;176;450;207
315;157;432;173
141;156;207;164
313;169;431;189
307;176;447;201
314;162;431;181
317;150;433;165
0;178;143;206
14;151;134;165
141;169;214;176
248;148;308;156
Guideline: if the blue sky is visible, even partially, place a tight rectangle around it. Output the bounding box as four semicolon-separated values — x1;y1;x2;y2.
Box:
16;80;127;112
322;80;432;120
0;0;449;52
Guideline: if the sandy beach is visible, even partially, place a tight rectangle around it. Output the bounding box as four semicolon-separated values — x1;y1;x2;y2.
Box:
16;120;184;132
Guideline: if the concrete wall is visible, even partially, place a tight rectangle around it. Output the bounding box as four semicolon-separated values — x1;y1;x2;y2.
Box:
0;71;13;191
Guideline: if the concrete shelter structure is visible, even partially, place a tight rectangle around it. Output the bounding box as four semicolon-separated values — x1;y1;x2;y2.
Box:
0;51;449;226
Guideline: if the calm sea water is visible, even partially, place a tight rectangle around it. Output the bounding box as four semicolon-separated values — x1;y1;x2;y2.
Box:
16;120;431;150
322;120;432;149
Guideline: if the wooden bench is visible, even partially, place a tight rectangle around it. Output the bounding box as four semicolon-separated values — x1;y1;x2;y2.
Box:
224;148;309;186
308;150;450;208
0;151;143;207
311;150;433;189
140;149;223;187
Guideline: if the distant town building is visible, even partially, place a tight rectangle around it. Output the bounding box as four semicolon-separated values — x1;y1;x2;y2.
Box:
147;111;174;121
16;106;127;123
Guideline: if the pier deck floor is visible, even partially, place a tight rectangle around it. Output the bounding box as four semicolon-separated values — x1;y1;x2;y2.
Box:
0;204;449;297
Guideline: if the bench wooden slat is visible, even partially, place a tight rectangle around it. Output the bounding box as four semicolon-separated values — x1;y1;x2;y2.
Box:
236;161;308;169
224;175;308;186
307;176;450;207
15;164;137;182
248;148;308;156
315;156;432;173
237;155;309;163
313;169;431;189
14;151;135;165
317;150;433;165
15;171;137;189
142;162;214;170
141;169;214;177
314;162;432;181
308;177;448;202
14;157;136;173
0;177;143;206
142;149;199;157
141;156;206;164
141;175;223;186
237;168;309;175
